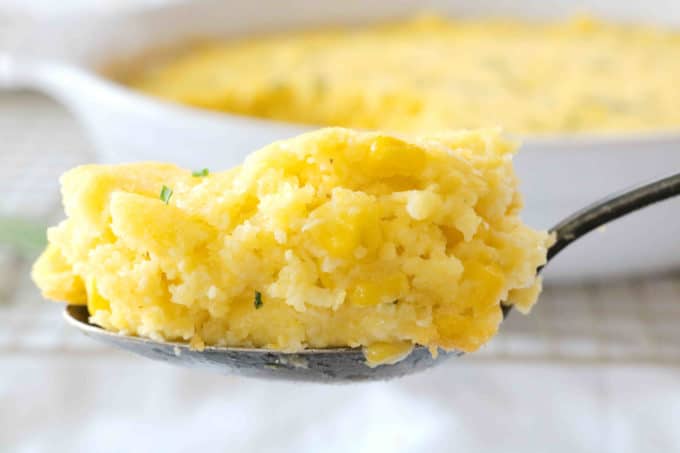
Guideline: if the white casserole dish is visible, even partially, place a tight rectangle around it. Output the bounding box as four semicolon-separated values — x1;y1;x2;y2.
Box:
2;0;679;281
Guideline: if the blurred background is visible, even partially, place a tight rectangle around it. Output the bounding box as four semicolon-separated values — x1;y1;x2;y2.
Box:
1;1;679;452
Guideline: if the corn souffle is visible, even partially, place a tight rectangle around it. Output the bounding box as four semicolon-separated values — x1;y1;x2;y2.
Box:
128;15;680;135
32;128;550;364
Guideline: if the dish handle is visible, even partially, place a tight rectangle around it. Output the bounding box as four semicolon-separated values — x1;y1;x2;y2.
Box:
0;17;65;90
0;53;41;89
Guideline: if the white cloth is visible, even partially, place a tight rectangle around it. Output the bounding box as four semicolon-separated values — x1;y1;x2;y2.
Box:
2;354;680;453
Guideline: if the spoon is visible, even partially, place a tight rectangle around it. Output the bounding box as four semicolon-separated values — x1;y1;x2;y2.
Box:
64;172;680;382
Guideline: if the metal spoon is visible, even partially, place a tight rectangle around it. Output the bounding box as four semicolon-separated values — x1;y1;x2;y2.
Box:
64;172;680;382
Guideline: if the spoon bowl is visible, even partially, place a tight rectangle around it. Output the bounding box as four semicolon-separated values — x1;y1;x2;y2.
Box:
64;305;459;382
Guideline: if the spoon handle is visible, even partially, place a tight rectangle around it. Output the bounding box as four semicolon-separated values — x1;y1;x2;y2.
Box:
547;172;680;261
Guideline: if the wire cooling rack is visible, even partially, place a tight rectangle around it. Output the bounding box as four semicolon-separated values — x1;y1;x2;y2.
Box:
1;91;679;364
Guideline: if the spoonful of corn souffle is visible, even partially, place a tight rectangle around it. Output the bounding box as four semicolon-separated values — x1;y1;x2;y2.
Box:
33;128;550;373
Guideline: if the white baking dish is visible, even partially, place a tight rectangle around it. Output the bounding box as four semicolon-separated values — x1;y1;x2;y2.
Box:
2;0;679;281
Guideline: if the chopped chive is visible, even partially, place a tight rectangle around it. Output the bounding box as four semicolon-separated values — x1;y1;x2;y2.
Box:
160;185;173;204
254;291;263;309
392;299;399;305
192;168;210;177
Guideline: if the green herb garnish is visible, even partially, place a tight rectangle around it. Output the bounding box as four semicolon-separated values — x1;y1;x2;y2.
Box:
254;291;263;309
160;185;173;204
192;168;210;177
392;299;399;305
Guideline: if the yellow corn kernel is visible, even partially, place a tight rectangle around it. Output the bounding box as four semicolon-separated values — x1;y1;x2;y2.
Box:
405;190;442;221
350;272;408;306
364;341;414;367
460;261;506;312
434;306;503;352
367;136;426;175
308;198;381;260
86;276;110;314
313;220;360;259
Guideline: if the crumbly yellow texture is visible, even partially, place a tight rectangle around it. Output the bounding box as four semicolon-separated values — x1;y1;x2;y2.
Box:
32;128;549;362
131;14;680;135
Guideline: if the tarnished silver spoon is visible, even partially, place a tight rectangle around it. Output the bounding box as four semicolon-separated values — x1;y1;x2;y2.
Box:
64;172;680;382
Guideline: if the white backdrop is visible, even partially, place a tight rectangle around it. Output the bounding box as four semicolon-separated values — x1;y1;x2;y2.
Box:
4;354;680;453
1;2;679;451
